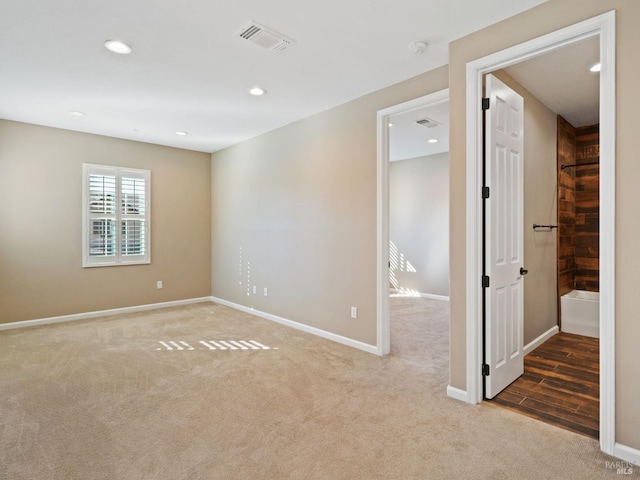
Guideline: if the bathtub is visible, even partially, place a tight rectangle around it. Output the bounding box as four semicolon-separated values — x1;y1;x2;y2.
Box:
560;290;599;339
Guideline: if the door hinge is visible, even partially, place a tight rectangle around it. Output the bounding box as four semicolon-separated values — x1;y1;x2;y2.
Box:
482;275;490;288
482;364;490;376
482;186;490;199
482;97;490;110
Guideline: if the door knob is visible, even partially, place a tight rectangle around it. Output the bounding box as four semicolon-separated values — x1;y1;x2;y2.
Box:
520;267;528;276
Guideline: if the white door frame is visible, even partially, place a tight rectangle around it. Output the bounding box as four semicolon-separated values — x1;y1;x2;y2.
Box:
376;88;449;356
464;12;615;454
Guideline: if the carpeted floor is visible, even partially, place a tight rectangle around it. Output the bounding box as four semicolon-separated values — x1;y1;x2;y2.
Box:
0;298;632;479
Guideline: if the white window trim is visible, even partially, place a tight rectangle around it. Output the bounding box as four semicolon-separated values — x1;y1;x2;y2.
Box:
82;163;151;267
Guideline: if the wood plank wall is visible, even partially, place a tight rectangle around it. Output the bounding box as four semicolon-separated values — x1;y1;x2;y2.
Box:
574;124;600;292
557;115;576;298
556;116;600;302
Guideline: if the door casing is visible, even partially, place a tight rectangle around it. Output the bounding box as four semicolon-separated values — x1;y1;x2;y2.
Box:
463;11;616;455
376;89;449;356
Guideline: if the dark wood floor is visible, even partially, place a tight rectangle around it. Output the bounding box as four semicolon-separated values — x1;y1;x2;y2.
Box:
491;332;599;438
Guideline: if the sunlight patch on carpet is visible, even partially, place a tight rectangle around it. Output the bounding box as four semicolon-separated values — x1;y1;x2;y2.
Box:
390;288;422;298
156;340;278;351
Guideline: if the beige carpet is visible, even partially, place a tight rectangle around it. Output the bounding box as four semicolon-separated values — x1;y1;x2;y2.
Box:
0;298;632;479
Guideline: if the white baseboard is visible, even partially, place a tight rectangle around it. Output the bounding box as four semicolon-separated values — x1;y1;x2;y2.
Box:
0;297;213;331
524;325;559;356
210;296;378;355
390;289;450;301
447;385;469;403
614;443;640;466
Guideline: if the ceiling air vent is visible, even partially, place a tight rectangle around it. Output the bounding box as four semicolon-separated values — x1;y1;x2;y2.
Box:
415;118;441;128
236;21;296;52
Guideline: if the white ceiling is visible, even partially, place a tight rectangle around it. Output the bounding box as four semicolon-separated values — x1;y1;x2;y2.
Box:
389;100;449;161
0;0;547;153
504;35;600;127
388;35;599;162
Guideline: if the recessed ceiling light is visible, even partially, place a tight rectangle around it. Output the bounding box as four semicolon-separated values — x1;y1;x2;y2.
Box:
589;62;601;73
69;111;85;117
428;138;438;144
104;39;132;55
388;122;394;127
176;131;188;136
249;86;266;96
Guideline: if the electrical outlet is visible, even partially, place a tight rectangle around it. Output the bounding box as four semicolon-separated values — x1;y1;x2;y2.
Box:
350;306;357;319
264;287;268;296
253;285;257;295
157;281;163;289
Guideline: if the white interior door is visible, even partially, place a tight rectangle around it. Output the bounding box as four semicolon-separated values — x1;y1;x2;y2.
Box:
484;74;525;399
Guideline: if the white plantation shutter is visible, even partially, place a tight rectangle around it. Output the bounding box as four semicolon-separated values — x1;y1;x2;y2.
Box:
120;174;147;257
83;164;150;267
88;172;116;258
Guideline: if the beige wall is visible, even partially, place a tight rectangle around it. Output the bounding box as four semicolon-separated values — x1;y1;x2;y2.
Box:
211;66;448;346
389;153;449;297
0;120;211;323
449;0;640;449
492;70;558;346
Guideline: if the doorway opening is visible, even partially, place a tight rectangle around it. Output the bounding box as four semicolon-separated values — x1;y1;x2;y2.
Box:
387;98;450;362
464;11;615;454
376;89;449;356
490;63;601;436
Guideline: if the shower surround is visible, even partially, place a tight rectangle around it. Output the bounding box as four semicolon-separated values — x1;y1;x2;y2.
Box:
557;115;599;331
557;116;600;295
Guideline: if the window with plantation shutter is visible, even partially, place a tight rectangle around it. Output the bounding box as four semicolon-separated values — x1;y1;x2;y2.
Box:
83;164;150;267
